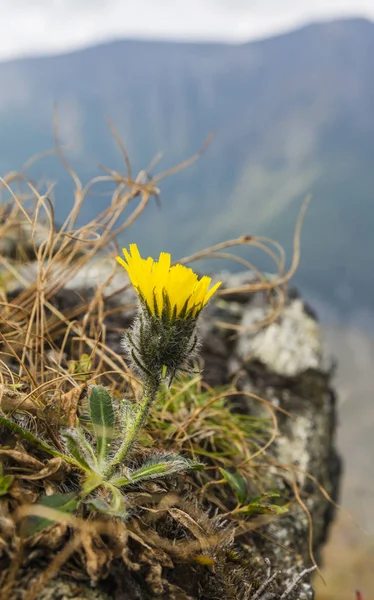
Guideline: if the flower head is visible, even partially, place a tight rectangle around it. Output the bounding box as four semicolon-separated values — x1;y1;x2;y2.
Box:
117;244;221;319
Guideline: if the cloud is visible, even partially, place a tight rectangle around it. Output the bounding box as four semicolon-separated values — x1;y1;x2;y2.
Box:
213;0;374;12
0;0;373;61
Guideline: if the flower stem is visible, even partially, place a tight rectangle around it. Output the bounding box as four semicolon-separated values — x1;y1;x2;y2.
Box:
104;383;158;479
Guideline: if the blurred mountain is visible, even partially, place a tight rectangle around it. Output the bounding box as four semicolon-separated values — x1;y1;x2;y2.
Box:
1;17;374;314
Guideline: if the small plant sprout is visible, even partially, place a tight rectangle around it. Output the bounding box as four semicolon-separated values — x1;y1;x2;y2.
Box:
63;385;202;517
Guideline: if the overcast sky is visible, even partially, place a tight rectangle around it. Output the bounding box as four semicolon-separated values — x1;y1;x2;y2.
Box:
1;0;374;60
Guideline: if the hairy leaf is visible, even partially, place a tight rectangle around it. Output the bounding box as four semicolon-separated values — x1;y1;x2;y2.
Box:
0;415;82;469
62;429;95;471
88;386;115;466
129;454;203;483
107;475;131;487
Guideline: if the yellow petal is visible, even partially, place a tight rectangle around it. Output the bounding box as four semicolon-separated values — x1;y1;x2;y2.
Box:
204;281;222;304
116;246;221;317
116;256;129;271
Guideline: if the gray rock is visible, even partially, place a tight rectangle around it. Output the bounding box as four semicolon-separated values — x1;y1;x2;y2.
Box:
200;273;340;599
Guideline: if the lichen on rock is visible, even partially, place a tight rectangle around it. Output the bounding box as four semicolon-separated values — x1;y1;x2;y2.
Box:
237;298;322;377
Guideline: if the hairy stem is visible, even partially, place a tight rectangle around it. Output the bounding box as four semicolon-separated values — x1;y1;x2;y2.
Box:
104;382;158;479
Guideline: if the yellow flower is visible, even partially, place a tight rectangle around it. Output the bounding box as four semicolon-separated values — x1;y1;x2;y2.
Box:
117;244;221;318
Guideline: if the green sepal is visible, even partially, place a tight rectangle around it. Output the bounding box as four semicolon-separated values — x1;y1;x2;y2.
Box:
178;296;191;320
152;288;160;317
161;289;172;322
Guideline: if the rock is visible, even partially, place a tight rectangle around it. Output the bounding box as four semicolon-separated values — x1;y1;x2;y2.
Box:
199;272;341;599
237;298;322;377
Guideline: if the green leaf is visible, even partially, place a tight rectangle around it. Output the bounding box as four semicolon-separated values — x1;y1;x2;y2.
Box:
62;429;95;471
236;502;288;517
0;415;82;469
128;454;203;484
27;492;79;535
88;386;115;466
0;474;14;496
220;468;249;505
248;492;281;502
235;493;288;518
